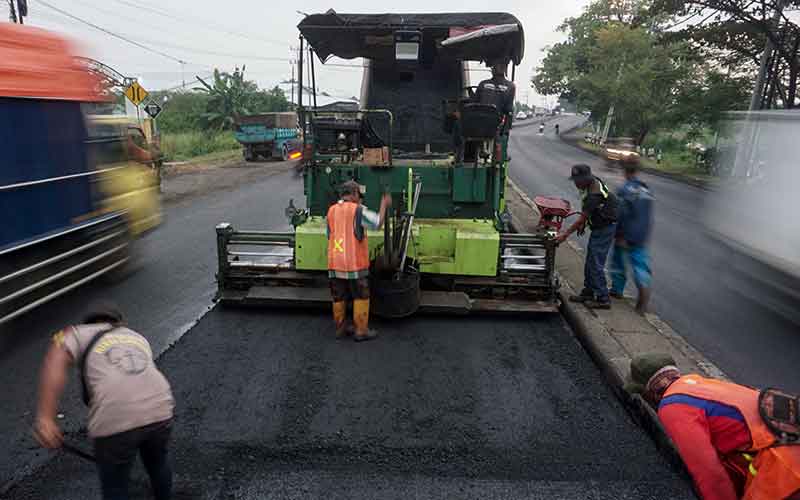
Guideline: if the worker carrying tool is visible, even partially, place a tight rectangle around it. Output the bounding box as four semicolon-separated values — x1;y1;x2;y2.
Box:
627;353;800;500
476;59;515;132
327;180;391;342
556;164;618;309
33;302;175;500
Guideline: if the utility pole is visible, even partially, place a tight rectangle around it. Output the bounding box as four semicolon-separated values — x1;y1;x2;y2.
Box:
735;0;786;176
601;64;625;145
180;61;186;91
749;0;786;110
289;62;295;107
289;45;300;110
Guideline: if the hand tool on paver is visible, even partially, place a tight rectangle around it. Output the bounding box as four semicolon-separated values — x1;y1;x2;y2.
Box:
397;177;422;275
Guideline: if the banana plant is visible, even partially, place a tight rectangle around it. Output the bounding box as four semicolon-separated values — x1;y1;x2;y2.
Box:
194;66;258;130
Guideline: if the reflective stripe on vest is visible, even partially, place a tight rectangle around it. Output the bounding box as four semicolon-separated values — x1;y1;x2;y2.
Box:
664;375;776;451
742;446;800;500
581;178;610;228
327;201;370;273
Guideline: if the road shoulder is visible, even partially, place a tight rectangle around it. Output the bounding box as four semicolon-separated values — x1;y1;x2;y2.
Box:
161;153;298;205
558;130;719;191
506;178;727;464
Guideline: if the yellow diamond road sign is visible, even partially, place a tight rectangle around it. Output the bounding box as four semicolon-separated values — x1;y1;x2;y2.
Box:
124;81;149;106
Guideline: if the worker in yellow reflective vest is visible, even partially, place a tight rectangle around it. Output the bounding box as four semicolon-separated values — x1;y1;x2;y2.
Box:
327;180;391;342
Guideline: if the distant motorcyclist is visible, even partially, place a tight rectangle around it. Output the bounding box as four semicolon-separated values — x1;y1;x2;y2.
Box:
476;59;515;132
539;122;545;134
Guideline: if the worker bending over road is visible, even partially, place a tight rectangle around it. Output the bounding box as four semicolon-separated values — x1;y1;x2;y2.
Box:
327;180;391;342
34;302;175;500
556;164;618;309
627;353;800;500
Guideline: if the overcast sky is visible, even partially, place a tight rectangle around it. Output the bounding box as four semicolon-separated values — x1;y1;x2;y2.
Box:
11;0;590;105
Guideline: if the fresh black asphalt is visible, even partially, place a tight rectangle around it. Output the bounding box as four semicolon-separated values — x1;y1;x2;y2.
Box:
3;307;693;499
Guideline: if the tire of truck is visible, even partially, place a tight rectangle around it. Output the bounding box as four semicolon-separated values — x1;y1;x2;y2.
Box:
281;143;290;162
243;145;254;162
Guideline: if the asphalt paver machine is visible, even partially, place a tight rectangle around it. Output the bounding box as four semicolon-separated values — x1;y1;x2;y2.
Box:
215;11;561;316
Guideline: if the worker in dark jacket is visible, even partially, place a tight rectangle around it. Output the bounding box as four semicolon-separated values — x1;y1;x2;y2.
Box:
327;180;391;342
34;302;175;500
609;163;654;314
556;164;618;308
476;60;515;132
627;353;800;500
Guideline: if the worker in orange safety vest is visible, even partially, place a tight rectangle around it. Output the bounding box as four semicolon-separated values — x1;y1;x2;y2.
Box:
327;180;391;342
626;353;800;500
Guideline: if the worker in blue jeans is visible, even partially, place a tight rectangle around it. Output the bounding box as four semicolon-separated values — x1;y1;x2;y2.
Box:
556;164;618;309
609;163;654;314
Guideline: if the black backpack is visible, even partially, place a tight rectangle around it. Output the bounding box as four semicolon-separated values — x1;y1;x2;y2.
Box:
79;325;117;406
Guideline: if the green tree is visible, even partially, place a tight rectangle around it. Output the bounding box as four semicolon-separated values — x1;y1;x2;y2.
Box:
533;0;752;143
248;86;290;113
152;91;210;133
194;66;257;130
651;0;800;108
576;25;695;144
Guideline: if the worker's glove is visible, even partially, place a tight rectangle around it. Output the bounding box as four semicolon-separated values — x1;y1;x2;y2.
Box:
33;417;63;449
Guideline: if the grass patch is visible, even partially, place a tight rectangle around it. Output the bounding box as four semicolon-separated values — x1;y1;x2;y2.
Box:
639;154;713;181
574;137;713;181
160;131;239;162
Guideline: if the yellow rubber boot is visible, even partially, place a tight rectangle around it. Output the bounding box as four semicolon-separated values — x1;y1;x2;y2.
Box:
333;301;349;339
353;298;377;342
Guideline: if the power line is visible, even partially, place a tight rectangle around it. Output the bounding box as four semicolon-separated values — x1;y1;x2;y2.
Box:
35;0;188;64
107;0;287;47
37;7;288;71
122;37;291;63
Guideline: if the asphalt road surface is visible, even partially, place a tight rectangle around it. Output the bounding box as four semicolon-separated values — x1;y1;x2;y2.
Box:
0;161;303;488
4;308;693;499
510;116;800;394
0;156;693;497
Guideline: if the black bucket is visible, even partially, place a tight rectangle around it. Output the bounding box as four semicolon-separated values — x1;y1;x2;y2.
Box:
370;270;421;318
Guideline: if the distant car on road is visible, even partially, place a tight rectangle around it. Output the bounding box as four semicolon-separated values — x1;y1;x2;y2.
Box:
515;111;528;121
603;137;641;166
